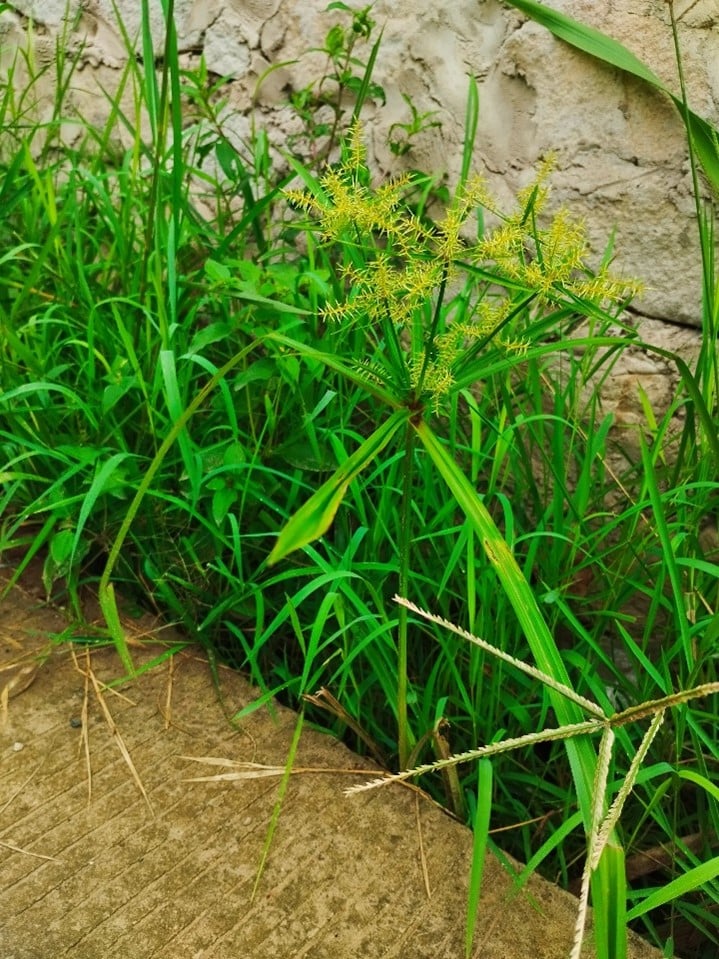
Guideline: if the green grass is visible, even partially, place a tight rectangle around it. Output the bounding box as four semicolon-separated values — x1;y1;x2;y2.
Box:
0;3;717;958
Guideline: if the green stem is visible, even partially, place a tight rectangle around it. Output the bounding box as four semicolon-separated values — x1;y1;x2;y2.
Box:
397;421;417;768
395;264;448;768
414;266;448;396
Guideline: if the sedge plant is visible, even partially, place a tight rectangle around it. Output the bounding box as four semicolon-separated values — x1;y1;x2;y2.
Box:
268;115;643;959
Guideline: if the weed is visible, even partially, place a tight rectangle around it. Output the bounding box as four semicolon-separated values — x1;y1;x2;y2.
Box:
0;2;717;957
269;114;646;957
277;1;386;164
388;92;442;157
347;597;719;959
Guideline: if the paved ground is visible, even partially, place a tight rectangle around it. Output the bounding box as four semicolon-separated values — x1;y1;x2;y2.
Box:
0;576;661;959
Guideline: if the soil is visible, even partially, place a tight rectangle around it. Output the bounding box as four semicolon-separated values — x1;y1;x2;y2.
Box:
0;569;662;959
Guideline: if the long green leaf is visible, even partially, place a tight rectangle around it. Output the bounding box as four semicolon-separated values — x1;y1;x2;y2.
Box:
251;710;305;902
507;0;660;84
465;760;493;959
591;842;627;959
350;28;384;123
414;419;624;959
415;426;585;726
71;452;131;567
268;409;409;564
504;0;719;194
266;332;401;407
675;768;719;804
626;856;719;921
640;436;692;669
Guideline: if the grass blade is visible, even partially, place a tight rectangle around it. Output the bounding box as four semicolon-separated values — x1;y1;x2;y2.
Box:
626;856;719;921
99;344;261;669
251;710;304;902
414;418;625;959
639;437;692;669
465;759;493;958
504;0;719;194
268;409;410;564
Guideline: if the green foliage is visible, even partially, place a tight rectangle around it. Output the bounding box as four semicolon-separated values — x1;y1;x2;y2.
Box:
348;599;719;959
0;4;717;959
388;93;442;156
271;119;649;957
276;2;386;163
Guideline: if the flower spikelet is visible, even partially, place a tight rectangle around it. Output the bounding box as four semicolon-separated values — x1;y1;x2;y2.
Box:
434;175;490;263
409;350;456;410
473;300;513;339
497;335;530;356
469;159;640;311
517;152;556;218
474;222;525;271
344;120;366;177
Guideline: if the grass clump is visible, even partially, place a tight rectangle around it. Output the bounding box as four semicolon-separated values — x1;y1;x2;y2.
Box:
0;3;717;958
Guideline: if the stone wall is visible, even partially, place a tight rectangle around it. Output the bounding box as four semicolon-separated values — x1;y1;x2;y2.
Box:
2;0;717;433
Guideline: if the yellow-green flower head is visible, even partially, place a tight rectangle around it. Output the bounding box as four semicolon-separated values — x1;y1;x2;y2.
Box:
283;124;640;411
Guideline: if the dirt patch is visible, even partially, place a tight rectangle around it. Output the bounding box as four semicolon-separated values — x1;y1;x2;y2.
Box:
0;576;661;958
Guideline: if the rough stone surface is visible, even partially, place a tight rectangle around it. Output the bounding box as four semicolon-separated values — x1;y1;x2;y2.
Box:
0;577;663;959
0;0;715;427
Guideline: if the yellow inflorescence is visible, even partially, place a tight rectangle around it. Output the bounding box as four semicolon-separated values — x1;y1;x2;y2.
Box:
284;123;640;408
